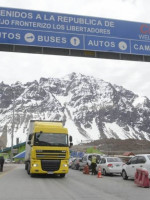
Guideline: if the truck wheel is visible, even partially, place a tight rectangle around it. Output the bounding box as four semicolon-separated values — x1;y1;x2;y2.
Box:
27;163;30;175
60;174;65;178
25;163;28;170
30;173;35;177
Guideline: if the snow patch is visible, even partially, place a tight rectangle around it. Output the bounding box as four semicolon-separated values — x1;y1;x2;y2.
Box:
133;96;146;107
104;122;129;139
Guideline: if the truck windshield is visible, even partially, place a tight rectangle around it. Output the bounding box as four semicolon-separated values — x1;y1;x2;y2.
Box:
34;132;68;147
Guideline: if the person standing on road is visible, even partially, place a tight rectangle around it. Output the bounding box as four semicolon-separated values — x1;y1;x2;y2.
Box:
91;155;97;175
0;156;4;172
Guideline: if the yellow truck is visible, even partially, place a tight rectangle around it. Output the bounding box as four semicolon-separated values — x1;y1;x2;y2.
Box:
25;120;73;177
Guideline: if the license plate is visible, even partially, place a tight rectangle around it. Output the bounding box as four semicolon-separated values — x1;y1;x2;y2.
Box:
116;164;120;167
47;171;54;174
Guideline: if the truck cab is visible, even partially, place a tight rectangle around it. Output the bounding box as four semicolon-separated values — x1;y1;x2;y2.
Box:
25;120;72;177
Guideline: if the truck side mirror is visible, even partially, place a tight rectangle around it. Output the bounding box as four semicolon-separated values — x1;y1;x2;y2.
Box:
69;136;72;142
27;141;31;145
70;142;73;148
28;134;32;140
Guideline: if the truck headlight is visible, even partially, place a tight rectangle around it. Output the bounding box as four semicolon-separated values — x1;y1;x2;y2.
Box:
63;164;68;167
33;164;39;167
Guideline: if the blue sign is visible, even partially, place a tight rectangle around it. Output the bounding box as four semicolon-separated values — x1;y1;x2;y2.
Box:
0;28;84;49
0;7;150;55
85;36;130;54
70;151;84;158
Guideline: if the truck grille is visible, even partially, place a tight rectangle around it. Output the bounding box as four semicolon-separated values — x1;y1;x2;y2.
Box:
41;160;60;171
36;150;66;160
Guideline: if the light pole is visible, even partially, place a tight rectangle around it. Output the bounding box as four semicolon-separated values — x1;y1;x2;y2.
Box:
10;91;15;163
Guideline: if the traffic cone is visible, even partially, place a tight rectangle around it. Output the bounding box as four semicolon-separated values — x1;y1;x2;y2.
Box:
83;164;89;174
97;167;102;178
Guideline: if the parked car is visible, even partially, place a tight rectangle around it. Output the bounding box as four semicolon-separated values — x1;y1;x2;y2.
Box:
96;157;123;176
5;159;11;164
79;153;102;171
69;157;76;168
71;158;83;170
122;154;150;180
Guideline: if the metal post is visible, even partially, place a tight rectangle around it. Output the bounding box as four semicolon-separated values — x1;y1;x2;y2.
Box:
10;92;15;163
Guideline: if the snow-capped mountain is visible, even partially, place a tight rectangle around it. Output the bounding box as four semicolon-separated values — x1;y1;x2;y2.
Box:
0;72;150;147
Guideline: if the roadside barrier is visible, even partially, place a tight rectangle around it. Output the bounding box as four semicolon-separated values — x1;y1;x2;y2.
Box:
97;167;102;178
134;168;150;188
83;164;89;174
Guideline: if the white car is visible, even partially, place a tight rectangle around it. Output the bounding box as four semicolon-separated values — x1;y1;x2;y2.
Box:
5;159;11;163
68;157;76;168
122;154;150;180
96;157;123;176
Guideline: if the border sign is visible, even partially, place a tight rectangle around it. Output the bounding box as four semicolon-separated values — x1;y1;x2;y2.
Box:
0;7;150;61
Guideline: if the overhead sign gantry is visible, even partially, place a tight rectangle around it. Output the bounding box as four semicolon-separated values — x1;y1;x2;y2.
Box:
0;7;150;61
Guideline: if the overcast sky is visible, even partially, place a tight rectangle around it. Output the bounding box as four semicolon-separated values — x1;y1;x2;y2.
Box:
1;0;150;98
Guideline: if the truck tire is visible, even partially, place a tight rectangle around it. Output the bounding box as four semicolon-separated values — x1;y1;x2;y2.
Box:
27;163;30;175
60;174;65;178
30;173;35;177
25;163;28;170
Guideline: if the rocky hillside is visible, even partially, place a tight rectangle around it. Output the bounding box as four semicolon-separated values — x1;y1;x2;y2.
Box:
0;72;150;147
72;138;150;155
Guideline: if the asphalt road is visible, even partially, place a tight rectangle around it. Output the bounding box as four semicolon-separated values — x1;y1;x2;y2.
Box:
0;164;150;200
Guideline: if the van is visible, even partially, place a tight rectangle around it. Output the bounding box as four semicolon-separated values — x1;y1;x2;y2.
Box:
79;153;102;171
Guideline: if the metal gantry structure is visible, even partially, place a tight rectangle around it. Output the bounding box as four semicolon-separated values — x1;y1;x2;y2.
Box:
10;91;15;162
